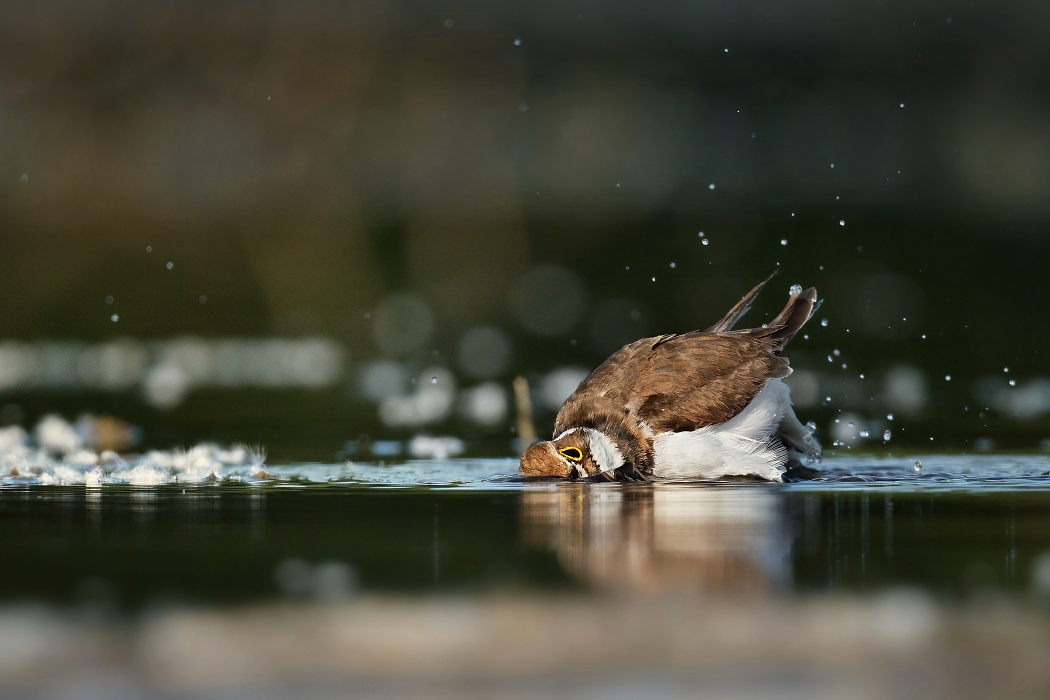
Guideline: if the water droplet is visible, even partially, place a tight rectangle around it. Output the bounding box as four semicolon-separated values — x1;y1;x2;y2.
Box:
19;173;28;184
724;48;729;53
841;363;847;369
1009;379;1016;386
615;183;621;188
921;334;926;339
833;349;841;356
914;460;923;472
708;183;716;190
1003;367;1009;373
199;295;208;305
944;375;951;381
513;38;522;46
900;103;905;108
883;429;892;441
803;334;809;340
789;284;802;295
839;220;845;226
146;246;152;252
669;262;676;268
104;295;114;305
625;265;630;270
110;314;119;322
701;239;709;246
431;376;438;384
860;429;870;438
824;396;832;403
781;239;788;246
651;276;656;282
166;262;174;270
847;421;855;427
859;373;865;379
830;163;836;168
821;318;828;327
698;231;705;237
444;18;454;28
827;355;834;362
887;413;894;421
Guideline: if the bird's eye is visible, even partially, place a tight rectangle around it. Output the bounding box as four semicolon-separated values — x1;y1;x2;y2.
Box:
559;446;583;462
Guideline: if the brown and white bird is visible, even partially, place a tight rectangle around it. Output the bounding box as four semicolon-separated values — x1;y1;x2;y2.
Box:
519;275;822;482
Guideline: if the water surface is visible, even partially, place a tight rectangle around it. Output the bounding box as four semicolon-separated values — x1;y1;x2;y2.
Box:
4;454;1050;609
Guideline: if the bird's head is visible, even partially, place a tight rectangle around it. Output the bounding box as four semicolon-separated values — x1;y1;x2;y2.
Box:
519;430;600;478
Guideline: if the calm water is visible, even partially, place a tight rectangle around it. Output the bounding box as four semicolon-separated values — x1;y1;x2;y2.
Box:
4;454;1050;610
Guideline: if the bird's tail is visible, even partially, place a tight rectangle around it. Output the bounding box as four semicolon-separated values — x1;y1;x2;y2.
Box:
766;286;821;353
706;270;778;332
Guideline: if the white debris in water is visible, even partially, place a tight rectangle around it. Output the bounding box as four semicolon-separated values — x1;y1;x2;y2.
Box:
882;366;927;416
35;414;83;455
992;378;1050;419
789;284;802;295
379;367;457;428
459;382;509;427
408;435;466;460
821;319;828;327
1;415;265;487
883;429;892;441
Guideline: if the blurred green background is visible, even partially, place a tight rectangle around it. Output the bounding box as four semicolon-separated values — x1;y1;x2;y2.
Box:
0;0;1048;459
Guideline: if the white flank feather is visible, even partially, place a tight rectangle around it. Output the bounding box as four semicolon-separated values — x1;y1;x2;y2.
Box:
652;379;794;482
586;429;625;473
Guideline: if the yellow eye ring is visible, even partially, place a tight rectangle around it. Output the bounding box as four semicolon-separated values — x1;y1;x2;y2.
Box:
559;446;583;462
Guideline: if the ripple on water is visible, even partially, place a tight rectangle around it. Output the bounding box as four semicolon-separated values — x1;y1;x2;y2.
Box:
4;453;1050;492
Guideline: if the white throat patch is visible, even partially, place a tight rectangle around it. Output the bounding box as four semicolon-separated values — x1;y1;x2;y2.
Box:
585;429;625;473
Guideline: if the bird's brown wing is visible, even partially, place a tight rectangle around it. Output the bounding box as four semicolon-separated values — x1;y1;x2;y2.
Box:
554;285;819;435
555;329;789;435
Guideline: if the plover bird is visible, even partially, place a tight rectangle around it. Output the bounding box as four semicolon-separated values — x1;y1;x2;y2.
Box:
519;275;822;481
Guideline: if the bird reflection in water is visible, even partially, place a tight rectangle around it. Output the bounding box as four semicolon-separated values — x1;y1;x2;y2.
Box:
520;484;789;594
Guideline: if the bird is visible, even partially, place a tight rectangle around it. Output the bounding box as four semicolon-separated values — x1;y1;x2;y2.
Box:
518;274;822;482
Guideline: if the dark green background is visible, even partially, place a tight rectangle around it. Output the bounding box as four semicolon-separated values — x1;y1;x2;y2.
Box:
0;1;1047;457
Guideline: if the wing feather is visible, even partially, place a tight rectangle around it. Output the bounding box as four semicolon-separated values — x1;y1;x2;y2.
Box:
554;280;819;436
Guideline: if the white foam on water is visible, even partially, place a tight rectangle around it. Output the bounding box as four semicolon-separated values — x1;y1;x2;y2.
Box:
0;415;265;488
5;416;1050;491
